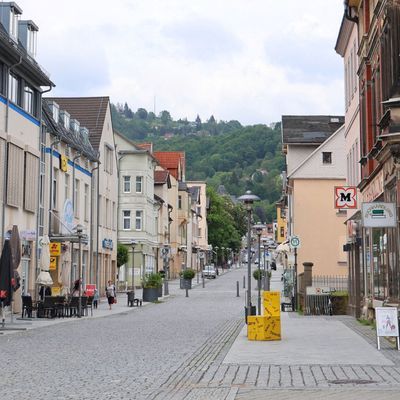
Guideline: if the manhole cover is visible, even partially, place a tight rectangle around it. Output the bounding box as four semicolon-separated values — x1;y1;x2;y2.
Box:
329;379;376;385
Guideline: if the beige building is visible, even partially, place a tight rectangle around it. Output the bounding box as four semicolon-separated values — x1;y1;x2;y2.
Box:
0;2;54;310
282;116;347;276
49;97;118;294
335;14;362;316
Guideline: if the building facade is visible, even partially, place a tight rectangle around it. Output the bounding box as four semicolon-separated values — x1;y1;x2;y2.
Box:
0;2;54;310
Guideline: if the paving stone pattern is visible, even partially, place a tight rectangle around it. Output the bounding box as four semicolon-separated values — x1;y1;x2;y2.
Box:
2;266;400;400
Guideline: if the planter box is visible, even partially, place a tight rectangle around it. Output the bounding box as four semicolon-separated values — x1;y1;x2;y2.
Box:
180;278;192;289
143;287;159;302
158;285;163;297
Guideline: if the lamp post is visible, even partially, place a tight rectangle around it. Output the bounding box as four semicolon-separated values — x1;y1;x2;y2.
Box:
130;240;138;294
238;190;260;321
253;223;266;315
162;243;169;296
221;246;225;270
215;246;219;273
76;225;83;318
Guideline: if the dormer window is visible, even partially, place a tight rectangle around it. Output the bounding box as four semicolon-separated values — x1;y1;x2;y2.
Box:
27;26;37;57
49;101;59;122
70;119;80;134
60;110;70;130
9;6;21;41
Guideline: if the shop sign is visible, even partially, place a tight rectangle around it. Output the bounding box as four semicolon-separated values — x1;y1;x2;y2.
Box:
50;242;61;256
362;170;384;202
60;155;68;172
375;307;399;350
334;186;357;209
86;284;96;296
306;287;333;295
62;199;74;234
102;238;113;250
21;242;32;258
362;202;397;228
20;230;36;241
49;256;57;270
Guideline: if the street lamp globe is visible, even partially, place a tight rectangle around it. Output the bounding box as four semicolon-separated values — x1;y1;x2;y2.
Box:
238;190;260;211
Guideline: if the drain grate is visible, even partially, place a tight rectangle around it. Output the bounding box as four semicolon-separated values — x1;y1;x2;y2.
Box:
329;379;376;385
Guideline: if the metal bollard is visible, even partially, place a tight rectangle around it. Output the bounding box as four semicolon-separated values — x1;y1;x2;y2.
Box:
202;275;205;288
186;288;189;297
243;276;246;289
236;281;240;297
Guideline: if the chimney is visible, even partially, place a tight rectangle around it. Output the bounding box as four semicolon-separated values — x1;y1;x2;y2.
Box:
18;20;39;58
0;2;22;42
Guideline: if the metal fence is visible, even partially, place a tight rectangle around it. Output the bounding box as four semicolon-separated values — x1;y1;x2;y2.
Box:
312;275;348;292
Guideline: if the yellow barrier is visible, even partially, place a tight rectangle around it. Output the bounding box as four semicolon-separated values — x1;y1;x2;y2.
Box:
247;291;281;341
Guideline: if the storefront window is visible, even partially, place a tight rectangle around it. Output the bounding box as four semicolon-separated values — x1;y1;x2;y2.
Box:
372;228;387;300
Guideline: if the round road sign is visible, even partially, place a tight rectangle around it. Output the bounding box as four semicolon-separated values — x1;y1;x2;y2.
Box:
290;235;301;248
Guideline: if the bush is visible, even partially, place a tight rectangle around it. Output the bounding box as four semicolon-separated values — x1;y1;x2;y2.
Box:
143;273;163;288
181;268;195;280
253;269;266;280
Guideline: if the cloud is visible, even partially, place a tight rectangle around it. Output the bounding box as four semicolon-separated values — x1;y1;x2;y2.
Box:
19;0;345;124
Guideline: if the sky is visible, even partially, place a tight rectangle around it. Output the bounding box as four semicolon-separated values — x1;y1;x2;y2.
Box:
19;0;345;125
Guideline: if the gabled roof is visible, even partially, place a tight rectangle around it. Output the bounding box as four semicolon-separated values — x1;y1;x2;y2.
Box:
46;97;110;150
136;143;153;152
154;170;171;188
154;151;185;180
42;100;98;161
188;186;200;203
282;115;344;145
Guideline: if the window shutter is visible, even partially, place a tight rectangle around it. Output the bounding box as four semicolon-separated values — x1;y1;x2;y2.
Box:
24;152;39;213
7;143;24;207
0;139;5;201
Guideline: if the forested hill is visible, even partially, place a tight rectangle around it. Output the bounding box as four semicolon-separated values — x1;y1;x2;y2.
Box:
111;103;285;222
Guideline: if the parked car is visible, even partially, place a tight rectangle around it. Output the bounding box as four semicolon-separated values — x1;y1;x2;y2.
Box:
202;265;217;279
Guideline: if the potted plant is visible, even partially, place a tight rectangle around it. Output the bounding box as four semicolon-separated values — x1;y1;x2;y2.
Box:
180;268;195;289
142;273;162;302
253;269;266;290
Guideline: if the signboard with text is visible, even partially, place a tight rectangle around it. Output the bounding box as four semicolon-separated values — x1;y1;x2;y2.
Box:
50;242;61;256
362;202;397;228
375;307;400;350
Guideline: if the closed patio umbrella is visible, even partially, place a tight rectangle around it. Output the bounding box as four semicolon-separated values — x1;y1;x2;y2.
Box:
60;253;71;296
10;225;21;270
0;240;12;327
36;235;53;286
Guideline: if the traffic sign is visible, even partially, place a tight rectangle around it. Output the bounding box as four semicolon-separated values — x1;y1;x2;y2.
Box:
289;235;301;249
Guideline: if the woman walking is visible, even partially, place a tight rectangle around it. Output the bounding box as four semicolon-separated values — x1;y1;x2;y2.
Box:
105;280;116;310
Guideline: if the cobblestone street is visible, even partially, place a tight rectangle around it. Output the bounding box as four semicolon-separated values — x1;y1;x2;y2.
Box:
1;266;400;399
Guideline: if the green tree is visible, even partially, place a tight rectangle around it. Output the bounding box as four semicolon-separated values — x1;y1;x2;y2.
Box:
160;110;172;124
117;244;129;268
136;108;148;120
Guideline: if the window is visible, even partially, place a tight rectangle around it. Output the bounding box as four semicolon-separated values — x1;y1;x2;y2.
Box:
123;176;131;193
65;174;70;201
112;201;116;230
123;210;131;230
84;184;89;222
135;210;143;231
52;168;58;210
27;27;37;57
74;179;80;217
24;153;39;212
9;8;19;41
104;145;113;174
0;62;5;95
322;152;332;164
178;195;182;209
23;85;35;115
8;73;19;104
135;176;143;193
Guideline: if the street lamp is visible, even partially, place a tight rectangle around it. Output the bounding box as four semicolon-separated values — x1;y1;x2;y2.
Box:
75;224;83;318
253;223;266;315
130;240;138;294
215;246;219;271
221;247;225;270
162;243;170;296
238;190;260;321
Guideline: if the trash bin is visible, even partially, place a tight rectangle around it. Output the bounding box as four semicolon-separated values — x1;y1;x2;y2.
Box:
127;291;135;307
244;305;256;323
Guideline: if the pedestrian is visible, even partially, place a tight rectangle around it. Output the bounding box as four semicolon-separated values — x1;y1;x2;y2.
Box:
71;279;80;297
105;280;116;310
93;288;99;309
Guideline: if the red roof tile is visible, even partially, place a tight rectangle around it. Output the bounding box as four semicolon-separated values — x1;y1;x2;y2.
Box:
154;151;185;180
